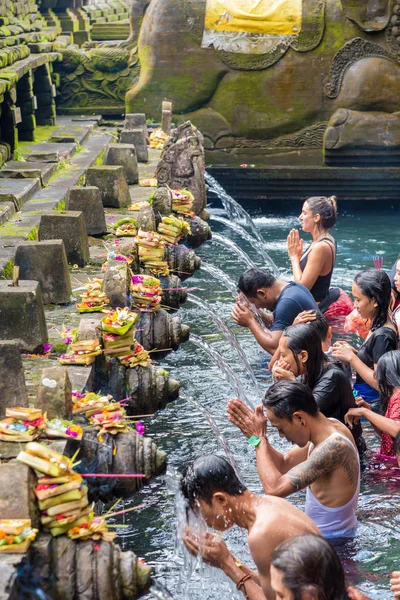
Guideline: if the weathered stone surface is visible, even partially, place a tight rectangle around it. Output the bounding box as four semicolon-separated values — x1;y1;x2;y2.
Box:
0;280;48;352
37;366;72;419
48;125;91;145
0;177;40;208
124;113;148;139
23;142;76;163
156;121;206;214
135;309;190;356
67;186;107;236
66;365;95;396
0;341;28;415
126;365;180;415
162;100;173;134
77;316;102;341
104;143;138;185
127;199;155;231
15;240;72;304
159;274;188;311
38;211;90;267
103;258;130;308
120;129;148;163
85;166;130;208
165;244;202;280
0;463;38;527
185;215;212;249
0;161;56;186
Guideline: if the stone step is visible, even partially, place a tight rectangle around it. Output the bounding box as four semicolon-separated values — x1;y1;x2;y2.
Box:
0;178;41;209
48;125;93;145
0;161;57;186
21;142;77;163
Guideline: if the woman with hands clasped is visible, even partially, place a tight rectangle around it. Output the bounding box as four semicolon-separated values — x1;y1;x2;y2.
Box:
287;195;353;317
332;269;398;412
345;351;400;461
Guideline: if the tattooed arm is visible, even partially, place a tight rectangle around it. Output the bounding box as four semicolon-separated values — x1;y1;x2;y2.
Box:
255;435;358;497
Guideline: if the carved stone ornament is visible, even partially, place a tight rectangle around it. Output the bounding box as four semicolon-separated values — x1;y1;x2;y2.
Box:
179;0;325;70
156;121;206;214
324;37;400;99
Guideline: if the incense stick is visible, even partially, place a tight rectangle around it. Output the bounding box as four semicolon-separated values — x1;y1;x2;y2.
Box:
105;504;145;519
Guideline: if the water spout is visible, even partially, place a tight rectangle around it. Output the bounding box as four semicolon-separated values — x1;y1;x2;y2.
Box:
211;232;256;270
188;293;261;398
190;334;251;406
200;262;237;296
205;171;265;245
210;215;279;275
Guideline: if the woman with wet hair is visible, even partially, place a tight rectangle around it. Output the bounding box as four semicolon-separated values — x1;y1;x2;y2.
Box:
287;195;353;318
345;350;400;460
270;533;371;600
333;269;397;412
272;322;365;454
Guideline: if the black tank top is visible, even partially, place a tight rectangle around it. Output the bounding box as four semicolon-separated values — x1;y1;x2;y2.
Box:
299;237;336;303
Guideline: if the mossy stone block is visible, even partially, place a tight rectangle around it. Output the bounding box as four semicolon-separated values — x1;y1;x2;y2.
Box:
85;166;130;208
38;211;90;267
67;186;107;236
37;366;72;419
104;143;138;185
0;340;28;415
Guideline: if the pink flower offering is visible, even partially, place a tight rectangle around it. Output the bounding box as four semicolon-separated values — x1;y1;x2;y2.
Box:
136;421;145;435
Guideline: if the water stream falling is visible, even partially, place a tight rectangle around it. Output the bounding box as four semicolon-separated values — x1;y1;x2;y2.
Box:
211;233;256;270
200;262;237;296
210;215;279;274
205;172;265;245
188;293;260;399
189;334;250;405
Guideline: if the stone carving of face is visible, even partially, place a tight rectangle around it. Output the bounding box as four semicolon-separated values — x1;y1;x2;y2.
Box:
341;0;392;32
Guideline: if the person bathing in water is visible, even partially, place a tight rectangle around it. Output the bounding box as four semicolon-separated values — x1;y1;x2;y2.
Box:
332;269;398;412
287;195;353;318
227;380;360;539
232;268;318;355
181;454;320;600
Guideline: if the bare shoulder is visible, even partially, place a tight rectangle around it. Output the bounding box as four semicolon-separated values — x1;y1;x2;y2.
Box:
329;418;356;447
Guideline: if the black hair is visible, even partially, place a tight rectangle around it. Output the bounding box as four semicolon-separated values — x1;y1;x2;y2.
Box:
263;380;319;420
283;323;326;390
238;268;276;297
306;196;337;230
394;432;400;456
353;269;391;331
271;534;350;600
307;311;330;341
180;455;246;507
375;350;400;413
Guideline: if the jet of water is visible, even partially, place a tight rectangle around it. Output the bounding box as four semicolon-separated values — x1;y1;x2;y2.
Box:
211;232;255;270
200;262;237;296
205;171;265;245
190;333;251;406
149;582;174;599
211;215;279;275
188;294;261;398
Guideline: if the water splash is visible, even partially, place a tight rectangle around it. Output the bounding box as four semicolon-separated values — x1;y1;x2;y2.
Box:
188;293;261;398
190;334;251;406
211;233;255;270
210;215;279;274
149;582;174;599
200;262;237;296
205;172;265;245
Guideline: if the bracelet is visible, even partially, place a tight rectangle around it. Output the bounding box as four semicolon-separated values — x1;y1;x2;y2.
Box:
236;574;251;599
248;435;261;447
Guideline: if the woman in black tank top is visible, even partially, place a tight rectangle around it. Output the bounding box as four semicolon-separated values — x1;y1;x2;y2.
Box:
287;196;353;317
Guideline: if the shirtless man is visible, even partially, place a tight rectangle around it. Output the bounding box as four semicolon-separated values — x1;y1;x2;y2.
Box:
227;380;360;539
232;268;318;355
181;454;320;600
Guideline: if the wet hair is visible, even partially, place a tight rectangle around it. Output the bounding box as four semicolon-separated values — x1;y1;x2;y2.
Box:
264;380;319;420
306;196;337;230
271;534;350;600
180;455;246;507
394;432;400;456
238;268;276;297
283;323;326;390
375;350;400;413
353;269;392;331
307;311;330;341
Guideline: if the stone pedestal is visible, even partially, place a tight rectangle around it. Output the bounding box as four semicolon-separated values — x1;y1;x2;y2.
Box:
37;367;72;419
38;211;90;267
15;240;72;304
103;259;130;308
124;113;148;139
67;186;107;236
162;100;172;134
0;281;48;352
85;166;130;208
104;143;138;185
0;463;38;527
120;129;148;163
0;341;28;415
77;316;102;341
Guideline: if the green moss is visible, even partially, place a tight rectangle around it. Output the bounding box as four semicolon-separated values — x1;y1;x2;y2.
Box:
54;199;66;211
76;173;85;186
94;146;107;166
1;259;14;280
26;226;39;241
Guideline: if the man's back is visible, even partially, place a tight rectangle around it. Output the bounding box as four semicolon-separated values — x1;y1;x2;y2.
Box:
272;281;319;331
